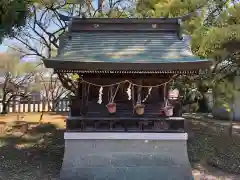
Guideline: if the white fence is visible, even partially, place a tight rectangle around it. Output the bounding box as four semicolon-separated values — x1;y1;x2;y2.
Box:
0;99;70;113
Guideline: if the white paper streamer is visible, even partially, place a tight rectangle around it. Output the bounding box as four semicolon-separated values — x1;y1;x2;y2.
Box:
97;86;103;104
126;84;132;100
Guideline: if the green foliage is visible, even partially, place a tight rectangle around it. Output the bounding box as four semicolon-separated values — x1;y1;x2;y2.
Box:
213;79;236;111
94;8;130;18
192;24;240;58
71;74;79;80
0;0;67;41
0;0;33;41
191;2;240;59
216;3;240;27
136;0;205;18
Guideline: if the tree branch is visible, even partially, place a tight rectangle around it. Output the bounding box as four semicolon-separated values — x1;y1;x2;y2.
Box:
14;35;46;59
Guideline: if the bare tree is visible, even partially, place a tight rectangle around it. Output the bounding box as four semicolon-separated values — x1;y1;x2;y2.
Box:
0;52;37;114
32;69;71;122
39;71;71;111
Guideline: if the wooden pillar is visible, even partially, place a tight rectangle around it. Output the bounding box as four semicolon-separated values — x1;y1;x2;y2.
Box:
77;76;82;98
81;82;87;115
69;77;82;117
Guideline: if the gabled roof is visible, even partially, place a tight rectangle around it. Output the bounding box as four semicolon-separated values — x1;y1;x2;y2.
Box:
43;18;211;74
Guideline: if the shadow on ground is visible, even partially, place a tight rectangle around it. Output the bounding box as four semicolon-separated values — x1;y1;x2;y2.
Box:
0;122;64;180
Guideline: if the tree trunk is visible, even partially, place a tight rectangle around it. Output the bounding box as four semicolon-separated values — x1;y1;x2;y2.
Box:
1;92;8;114
1;102;8;114
198;94;209;113
1;73;9;114
228;118;233;138
39;110;44;123
229;76;237;139
229;106;235;139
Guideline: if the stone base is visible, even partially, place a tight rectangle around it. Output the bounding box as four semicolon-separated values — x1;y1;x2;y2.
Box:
60;133;192;180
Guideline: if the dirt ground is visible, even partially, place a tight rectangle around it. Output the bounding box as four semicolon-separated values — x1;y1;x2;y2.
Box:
0;112;240;180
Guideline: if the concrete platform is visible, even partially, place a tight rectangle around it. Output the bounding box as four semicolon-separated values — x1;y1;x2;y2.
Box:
60;133;192;180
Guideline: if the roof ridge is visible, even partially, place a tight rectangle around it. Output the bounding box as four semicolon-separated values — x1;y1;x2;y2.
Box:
69;18;181;33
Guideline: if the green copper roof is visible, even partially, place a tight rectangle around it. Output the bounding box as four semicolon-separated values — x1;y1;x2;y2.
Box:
52;32;206;63
44;31;211;73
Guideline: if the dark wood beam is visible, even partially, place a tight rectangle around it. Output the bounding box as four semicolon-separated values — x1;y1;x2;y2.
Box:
47;60;212;72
